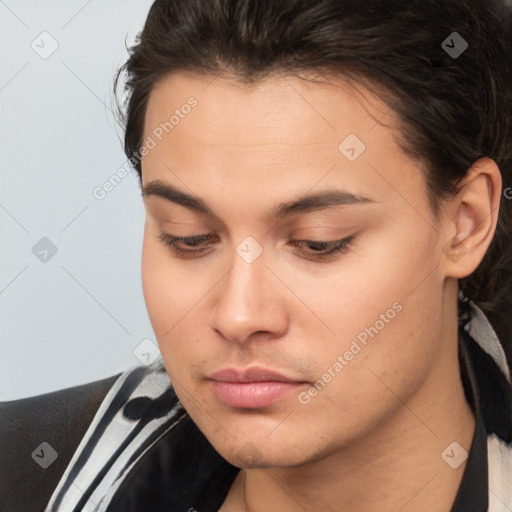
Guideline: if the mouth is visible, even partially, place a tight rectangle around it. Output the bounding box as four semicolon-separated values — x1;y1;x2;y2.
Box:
208;366;309;408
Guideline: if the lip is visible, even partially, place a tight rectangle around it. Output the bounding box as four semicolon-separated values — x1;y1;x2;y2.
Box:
208;366;308;408
210;367;303;383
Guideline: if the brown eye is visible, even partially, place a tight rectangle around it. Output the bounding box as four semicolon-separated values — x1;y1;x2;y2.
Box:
289;235;355;261
157;233;214;257
157;233;355;261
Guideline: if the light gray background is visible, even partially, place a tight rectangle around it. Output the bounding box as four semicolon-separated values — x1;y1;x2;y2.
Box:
1;0;158;400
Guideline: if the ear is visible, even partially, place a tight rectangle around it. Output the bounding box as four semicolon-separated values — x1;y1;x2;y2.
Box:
442;157;502;279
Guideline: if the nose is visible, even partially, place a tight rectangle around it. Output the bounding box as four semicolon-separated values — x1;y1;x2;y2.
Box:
208;244;288;345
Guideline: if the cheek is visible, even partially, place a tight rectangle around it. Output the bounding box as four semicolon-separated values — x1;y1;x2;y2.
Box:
289;232;424;351
141;229;207;376
141;229;183;344
300;228;444;390
141;229;164;324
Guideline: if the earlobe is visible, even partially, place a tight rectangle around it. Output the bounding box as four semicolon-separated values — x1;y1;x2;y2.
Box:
443;157;502;279
443;232;469;266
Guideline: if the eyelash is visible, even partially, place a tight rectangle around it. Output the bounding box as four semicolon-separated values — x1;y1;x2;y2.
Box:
157;233;355;262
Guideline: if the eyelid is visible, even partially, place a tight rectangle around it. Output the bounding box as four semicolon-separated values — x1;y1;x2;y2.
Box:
157;232;355;261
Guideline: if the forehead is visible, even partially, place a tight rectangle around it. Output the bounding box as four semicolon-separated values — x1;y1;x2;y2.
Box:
140;72;427;221
143;72;396;150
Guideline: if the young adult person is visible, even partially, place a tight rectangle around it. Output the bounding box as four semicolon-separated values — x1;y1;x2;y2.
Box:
2;1;512;510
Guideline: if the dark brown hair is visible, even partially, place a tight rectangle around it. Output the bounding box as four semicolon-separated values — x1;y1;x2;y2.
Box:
114;0;512;364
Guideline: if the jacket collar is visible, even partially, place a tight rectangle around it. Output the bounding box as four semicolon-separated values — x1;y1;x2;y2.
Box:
463;297;510;383
459;299;512;511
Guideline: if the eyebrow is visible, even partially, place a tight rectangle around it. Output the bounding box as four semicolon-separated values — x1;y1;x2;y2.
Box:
142;180;375;220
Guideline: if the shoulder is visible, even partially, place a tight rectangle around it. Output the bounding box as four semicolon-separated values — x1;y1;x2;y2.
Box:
0;373;121;512
35;361;236;512
1;363;238;512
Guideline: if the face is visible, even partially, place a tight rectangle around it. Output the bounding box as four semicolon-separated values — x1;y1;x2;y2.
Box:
140;72;450;468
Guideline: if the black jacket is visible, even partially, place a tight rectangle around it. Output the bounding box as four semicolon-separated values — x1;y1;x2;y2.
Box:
0;374;119;511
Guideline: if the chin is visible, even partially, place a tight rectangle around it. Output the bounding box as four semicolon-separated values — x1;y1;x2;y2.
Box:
221;444;305;469
205;427;325;470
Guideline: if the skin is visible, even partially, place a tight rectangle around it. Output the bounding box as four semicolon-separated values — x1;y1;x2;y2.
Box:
140;72;501;511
